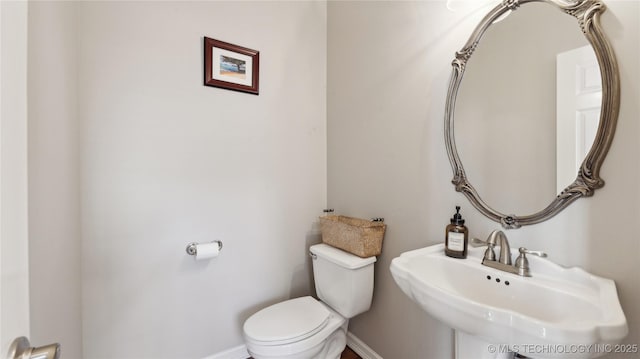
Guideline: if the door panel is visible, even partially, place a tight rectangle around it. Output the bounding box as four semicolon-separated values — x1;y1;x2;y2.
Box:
556;45;602;194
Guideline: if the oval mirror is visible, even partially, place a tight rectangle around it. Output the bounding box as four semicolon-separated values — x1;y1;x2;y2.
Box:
444;0;619;229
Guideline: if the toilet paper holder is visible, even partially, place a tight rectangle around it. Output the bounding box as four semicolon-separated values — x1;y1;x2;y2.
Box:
185;240;223;256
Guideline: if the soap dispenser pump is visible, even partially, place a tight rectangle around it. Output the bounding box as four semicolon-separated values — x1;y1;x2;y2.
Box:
445;206;468;259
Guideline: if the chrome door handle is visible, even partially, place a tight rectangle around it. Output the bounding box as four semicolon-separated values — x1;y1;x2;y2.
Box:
8;337;60;359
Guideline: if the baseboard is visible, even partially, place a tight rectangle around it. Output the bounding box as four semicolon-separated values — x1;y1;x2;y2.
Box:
347;331;384;359
204;332;381;359
202;344;249;359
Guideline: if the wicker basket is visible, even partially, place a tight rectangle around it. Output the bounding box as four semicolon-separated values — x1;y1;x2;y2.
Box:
319;215;386;257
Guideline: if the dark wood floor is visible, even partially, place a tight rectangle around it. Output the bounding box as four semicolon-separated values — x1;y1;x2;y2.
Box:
341;346;363;359
248;346;362;359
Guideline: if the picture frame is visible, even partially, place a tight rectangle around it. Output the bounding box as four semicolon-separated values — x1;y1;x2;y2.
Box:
203;37;260;95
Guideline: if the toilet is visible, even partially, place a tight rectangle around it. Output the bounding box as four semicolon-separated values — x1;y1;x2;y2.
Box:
243;243;376;359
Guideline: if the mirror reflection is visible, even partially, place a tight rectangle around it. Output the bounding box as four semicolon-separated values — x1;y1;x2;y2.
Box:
454;2;599;215
556;45;602;194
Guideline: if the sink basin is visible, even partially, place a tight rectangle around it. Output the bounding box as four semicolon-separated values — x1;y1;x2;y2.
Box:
390;244;628;358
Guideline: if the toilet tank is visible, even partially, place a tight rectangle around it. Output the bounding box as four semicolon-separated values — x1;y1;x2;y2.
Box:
309;243;376;318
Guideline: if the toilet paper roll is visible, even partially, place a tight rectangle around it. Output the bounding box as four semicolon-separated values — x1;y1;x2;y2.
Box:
195;242;220;260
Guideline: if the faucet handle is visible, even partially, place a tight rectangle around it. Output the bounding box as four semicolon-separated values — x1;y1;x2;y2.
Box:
519;247;547;258
515;247;547;276
470;237;487;247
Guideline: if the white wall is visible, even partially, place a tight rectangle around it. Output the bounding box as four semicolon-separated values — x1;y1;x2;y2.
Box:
77;1;326;358
0;0;30;353
328;1;639;359
328;2;464;357
27;2;83;358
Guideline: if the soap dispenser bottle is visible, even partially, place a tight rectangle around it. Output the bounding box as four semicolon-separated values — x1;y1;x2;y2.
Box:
445;206;468;258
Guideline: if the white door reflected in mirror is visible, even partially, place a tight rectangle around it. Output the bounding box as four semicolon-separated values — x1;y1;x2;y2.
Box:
556;45;602;194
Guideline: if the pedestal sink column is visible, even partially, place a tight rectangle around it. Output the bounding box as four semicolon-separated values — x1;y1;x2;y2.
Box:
456;331;516;359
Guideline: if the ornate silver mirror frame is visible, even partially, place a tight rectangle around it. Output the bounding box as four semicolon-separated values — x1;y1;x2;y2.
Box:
444;0;620;229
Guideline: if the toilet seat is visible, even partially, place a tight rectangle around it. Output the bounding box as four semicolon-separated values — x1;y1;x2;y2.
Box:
244;297;348;359
244;296;331;346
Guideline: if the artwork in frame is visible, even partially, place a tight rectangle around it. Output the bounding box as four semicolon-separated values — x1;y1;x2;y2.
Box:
203;37;259;95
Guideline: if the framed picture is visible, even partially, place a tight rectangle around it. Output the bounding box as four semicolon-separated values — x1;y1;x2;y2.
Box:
203;37;259;95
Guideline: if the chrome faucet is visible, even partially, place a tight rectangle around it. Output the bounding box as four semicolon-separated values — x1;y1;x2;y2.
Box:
473;230;547;277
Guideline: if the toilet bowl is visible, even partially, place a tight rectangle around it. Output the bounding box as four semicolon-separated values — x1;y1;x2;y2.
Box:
243;244;376;359
244;296;347;359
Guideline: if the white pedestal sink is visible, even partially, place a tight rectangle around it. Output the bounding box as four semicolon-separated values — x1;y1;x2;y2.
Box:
390;244;628;359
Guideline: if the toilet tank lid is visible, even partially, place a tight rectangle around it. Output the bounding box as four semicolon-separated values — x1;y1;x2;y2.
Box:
310;243;376;269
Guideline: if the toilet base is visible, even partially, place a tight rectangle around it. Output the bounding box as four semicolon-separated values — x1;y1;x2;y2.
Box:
315;324;347;359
